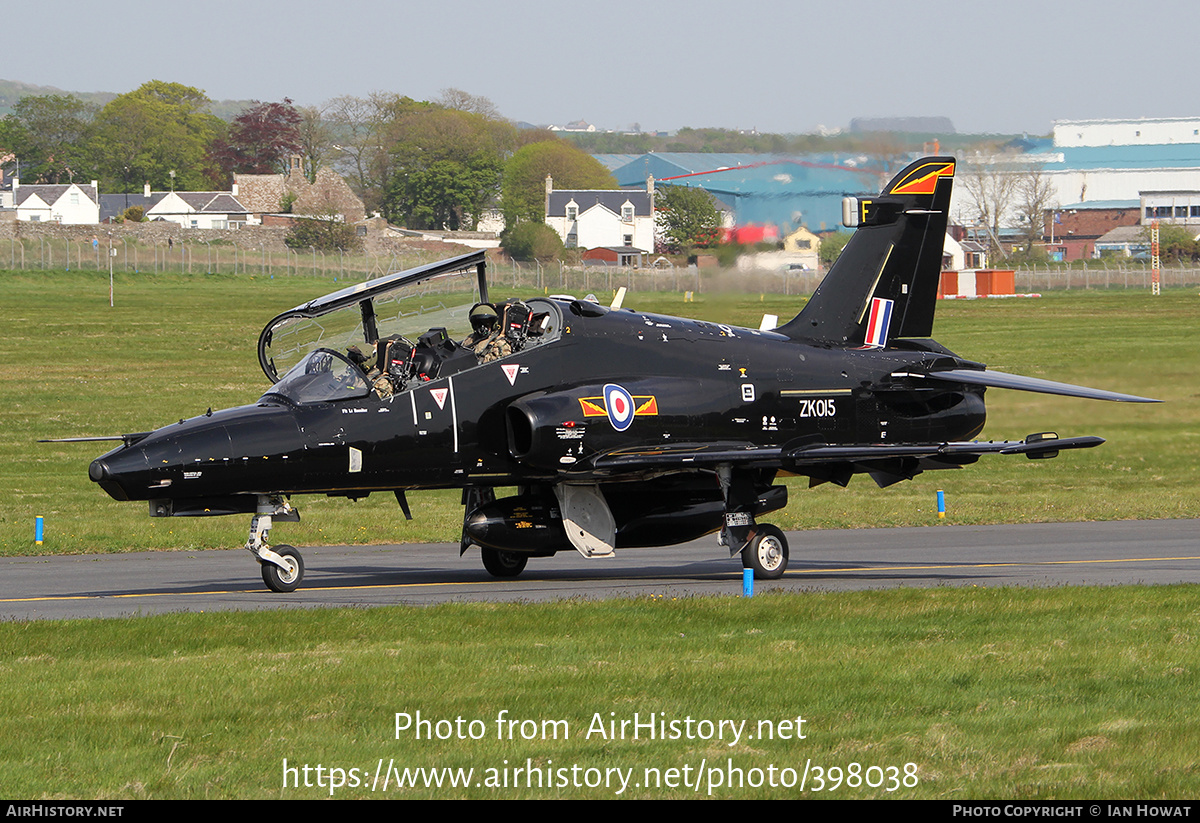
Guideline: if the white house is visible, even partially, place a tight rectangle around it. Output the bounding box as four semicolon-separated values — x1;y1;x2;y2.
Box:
145;190;253;229
544;176;654;252
942;232;988;270
11;180;100;224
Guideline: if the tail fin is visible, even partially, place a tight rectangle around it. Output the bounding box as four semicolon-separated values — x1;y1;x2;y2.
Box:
778;156;955;345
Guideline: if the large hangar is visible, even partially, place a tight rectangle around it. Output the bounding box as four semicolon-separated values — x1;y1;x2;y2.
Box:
954;117;1200;230
604;152;880;234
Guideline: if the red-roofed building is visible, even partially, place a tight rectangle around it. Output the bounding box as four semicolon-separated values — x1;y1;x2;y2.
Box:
1042;201;1141;261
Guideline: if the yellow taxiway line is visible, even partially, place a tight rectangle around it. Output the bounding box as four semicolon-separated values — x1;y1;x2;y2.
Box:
2;554;1198;605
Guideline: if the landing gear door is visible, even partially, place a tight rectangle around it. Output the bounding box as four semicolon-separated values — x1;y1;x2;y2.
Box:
554;484;616;558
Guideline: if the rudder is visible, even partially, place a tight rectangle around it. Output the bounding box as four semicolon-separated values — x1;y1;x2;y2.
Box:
778;156;955;345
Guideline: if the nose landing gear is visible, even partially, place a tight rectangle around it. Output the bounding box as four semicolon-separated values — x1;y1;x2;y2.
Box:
245;495;305;592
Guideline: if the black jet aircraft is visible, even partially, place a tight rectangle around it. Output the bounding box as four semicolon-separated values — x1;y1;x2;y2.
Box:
83;157;1156;591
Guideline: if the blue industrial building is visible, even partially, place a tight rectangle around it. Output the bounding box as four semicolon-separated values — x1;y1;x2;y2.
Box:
598;153;883;234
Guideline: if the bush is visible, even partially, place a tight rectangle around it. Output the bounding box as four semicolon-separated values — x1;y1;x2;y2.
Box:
655;185;720;253
501;221;564;262
1147;224;1200;264
1002;245;1050;268
284;216;362;252
118;206;146;223
818;231;852;266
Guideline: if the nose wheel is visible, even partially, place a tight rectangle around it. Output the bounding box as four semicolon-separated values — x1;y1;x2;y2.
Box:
261;545;305;593
244;496;305;592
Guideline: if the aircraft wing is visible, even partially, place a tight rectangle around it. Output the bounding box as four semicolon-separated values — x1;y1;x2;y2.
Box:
38;432;154;447
907;368;1160;403
588;433;1103;474
784;435;1104;461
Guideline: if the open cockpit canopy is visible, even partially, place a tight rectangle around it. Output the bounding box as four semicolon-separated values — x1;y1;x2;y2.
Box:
257;250;488;383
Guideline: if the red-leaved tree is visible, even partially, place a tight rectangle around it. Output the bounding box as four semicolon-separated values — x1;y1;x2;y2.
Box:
211;99;302;179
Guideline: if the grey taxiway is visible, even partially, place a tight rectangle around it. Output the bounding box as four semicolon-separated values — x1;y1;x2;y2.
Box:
1;519;1197;621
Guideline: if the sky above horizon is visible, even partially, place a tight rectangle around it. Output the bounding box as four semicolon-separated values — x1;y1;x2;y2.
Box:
4;0;1194;136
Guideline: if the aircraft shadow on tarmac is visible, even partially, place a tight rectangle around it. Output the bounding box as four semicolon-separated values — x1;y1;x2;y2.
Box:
49;558;1011;601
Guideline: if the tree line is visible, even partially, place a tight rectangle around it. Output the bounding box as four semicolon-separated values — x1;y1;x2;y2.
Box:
7;79;1000;262
0;81;622;235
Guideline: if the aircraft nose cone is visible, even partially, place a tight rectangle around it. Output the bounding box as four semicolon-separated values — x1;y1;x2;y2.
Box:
89;458;109;482
89;445;150;501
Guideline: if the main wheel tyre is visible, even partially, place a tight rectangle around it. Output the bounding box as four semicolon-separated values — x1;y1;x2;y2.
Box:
262;545;304;593
741;526;788;580
481;548;528;578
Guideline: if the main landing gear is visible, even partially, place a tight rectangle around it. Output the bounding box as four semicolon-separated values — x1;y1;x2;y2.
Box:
480;547;528;578
741;525;789;580
718;465;790;580
245;495;305;592
462;487;537;578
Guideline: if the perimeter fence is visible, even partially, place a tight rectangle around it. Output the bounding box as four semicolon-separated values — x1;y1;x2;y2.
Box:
0;236;824;295
3;236;1198;295
1012;263;1200;291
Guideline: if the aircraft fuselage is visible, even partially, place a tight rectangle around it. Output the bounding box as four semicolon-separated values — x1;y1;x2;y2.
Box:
91;299;986;511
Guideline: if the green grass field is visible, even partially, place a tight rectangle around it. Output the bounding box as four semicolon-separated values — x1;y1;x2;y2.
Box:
1;587;1198;799
1;271;1195;554
1;271;1197;799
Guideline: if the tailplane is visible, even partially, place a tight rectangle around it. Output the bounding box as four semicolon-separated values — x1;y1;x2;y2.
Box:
778;156;955;345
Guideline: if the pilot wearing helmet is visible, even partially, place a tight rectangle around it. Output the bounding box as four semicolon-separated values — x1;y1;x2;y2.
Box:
464;302;502;359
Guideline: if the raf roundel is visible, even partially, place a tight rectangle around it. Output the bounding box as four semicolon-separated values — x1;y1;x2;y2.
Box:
604;383;636;431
